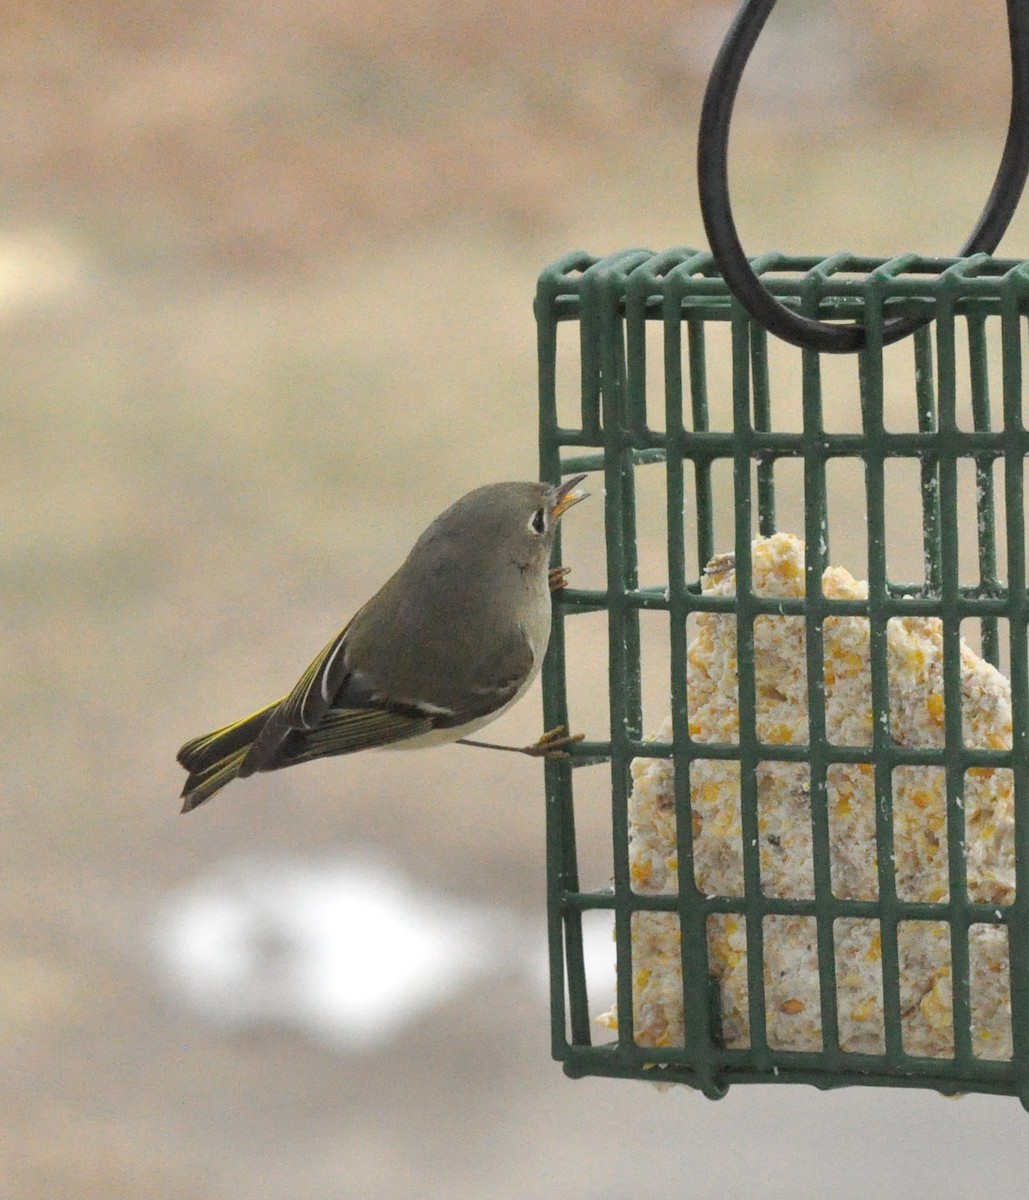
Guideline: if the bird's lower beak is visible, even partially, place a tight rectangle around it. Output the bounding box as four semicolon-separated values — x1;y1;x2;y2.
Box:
551;473;589;519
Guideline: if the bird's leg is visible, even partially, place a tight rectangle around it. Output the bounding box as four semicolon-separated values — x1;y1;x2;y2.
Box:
456;725;585;759
548;566;571;593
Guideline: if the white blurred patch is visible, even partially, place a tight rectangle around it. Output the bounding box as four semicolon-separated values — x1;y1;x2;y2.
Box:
154;852;621;1050
525;909;618;1020
155;853;534;1047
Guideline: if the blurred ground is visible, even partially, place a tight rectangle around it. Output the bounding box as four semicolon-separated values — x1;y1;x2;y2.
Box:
5;2;1029;1196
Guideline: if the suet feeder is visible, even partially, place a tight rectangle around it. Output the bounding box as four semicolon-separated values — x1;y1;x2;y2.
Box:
538;0;1029;1105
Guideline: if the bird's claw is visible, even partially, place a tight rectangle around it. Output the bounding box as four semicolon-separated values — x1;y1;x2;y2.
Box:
548;566;572;593
522;725;585;759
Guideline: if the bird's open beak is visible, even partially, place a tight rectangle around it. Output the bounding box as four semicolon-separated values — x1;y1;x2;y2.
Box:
551;473;589;519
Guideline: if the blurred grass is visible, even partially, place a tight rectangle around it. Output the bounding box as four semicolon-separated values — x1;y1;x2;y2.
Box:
4;1;1029;1195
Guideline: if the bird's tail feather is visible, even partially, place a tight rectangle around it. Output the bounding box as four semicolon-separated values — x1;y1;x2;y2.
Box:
177;702;280;774
180;747;251;813
177;701;281;813
177;702;437;812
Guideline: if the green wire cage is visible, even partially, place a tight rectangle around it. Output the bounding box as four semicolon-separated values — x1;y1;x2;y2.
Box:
538;249;1029;1105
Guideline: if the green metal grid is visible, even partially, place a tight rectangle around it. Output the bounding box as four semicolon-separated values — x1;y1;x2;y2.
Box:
537;248;1029;1105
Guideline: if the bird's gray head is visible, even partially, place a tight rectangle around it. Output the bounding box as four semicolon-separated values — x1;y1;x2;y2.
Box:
413;476;589;577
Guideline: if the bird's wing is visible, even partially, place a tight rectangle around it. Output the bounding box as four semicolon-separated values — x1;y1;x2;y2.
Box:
237;622;357;777
271;707;436;765
280;621;357;728
423;626;537;729
239;615;539;776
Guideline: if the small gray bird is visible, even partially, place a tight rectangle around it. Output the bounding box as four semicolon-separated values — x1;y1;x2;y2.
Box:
176;477;588;812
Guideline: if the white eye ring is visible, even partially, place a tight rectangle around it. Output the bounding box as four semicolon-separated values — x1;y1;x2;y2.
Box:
529;507;547;535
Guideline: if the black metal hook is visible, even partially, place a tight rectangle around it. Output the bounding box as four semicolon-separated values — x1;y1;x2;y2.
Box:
697;0;1029;352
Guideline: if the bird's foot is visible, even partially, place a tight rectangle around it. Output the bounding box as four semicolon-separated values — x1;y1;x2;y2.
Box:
455;725;585;759
520;725;585;759
548;566;572;593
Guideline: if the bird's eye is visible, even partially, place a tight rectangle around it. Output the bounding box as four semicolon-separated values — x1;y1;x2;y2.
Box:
530;507;547;535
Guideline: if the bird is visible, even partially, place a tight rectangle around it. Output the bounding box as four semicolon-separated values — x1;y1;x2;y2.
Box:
176;476;588;812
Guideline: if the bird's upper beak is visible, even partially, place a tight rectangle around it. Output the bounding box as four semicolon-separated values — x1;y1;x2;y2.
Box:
551;473;589;520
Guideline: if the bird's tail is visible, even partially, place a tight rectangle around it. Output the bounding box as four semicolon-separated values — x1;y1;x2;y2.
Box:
177;701;280;813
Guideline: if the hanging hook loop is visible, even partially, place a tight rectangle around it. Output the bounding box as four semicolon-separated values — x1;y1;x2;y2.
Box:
698;0;1029;352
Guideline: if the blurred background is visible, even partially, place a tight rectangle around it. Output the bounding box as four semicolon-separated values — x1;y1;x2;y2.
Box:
6;1;1029;1195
